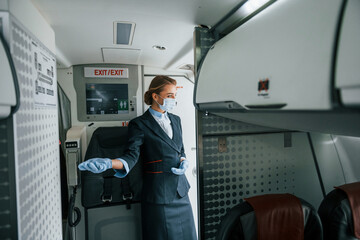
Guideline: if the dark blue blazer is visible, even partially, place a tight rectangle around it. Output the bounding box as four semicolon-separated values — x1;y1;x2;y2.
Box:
121;109;190;204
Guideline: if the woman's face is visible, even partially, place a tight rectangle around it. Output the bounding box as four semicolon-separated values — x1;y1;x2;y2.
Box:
151;84;177;112
153;84;177;105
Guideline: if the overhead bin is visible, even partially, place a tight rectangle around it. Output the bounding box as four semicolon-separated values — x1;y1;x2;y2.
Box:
335;0;360;107
0;32;18;119
195;0;360;136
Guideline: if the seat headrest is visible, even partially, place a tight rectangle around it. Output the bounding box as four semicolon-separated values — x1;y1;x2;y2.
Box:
85;127;129;160
244;194;304;240
91;127;129;148
335;182;360;238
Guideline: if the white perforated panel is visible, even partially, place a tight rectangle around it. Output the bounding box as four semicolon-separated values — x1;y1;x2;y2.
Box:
10;19;62;239
199;114;324;240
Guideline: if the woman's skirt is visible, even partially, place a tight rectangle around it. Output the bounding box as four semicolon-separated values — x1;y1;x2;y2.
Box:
141;194;197;240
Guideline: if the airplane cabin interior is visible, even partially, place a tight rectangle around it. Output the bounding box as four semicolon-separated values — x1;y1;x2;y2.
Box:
0;0;360;239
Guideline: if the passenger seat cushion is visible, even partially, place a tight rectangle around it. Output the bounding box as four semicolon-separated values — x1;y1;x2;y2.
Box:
318;189;356;240
216;196;322;240
216;201;253;240
244;194;304;240
335;182;360;238
302;200;323;240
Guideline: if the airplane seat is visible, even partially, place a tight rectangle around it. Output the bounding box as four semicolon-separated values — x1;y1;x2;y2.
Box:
318;182;360;240
216;194;323;240
81;126;142;208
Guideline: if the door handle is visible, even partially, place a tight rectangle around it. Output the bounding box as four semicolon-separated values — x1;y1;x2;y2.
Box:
244;103;287;109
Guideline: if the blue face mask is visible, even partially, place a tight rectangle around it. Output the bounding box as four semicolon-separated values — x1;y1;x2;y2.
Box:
156;95;177;112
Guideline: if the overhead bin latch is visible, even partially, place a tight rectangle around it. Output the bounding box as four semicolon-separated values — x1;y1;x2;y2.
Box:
198;101;244;112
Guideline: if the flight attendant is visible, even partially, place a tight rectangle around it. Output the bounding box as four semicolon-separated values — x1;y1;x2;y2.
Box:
78;75;197;240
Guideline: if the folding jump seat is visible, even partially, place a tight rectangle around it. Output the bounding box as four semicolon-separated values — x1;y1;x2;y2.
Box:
78;127;143;239
216;194;323;240
318;182;360;240
81;126;143;209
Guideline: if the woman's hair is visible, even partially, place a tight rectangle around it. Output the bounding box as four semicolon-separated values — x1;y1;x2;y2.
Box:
144;75;177;105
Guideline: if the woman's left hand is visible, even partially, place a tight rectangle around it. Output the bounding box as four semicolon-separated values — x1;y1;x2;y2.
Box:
171;159;189;175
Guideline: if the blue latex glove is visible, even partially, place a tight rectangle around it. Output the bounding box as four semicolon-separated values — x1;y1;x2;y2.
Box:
78;158;112;173
171;159;189;175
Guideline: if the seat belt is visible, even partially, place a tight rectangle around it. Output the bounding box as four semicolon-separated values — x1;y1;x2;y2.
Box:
121;176;133;210
102;176;133;209
102;177;113;203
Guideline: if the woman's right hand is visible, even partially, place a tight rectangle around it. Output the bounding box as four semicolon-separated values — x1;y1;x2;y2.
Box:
78;158;112;173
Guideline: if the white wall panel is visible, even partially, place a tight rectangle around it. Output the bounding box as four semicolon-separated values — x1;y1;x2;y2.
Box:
309;133;345;194
199;114;324;239
9;0;55;53
332;135;360;183
8;14;62;240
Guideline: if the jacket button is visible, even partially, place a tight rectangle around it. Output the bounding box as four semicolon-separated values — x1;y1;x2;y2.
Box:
178;154;181;157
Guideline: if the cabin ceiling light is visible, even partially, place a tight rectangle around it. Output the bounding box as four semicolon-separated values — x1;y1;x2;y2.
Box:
113;21;136;45
152;45;167;51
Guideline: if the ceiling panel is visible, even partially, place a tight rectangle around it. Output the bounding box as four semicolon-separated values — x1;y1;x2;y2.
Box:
102;48;141;64
31;0;242;70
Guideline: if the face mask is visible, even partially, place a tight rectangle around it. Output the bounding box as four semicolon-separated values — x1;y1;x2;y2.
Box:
156;95;177;112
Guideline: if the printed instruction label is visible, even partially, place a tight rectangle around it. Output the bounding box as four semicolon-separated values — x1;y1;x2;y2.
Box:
32;42;57;108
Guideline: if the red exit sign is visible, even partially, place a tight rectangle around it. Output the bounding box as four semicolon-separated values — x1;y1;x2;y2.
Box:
84;67;129;78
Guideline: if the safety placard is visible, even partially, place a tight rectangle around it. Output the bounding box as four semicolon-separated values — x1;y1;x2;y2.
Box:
32;41;57;108
84;67;129;78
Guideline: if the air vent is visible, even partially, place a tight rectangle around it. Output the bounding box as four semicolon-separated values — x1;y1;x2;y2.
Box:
113;21;136;45
178;64;194;72
152;45;167;50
